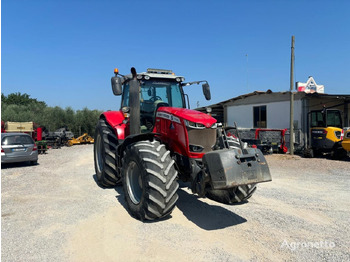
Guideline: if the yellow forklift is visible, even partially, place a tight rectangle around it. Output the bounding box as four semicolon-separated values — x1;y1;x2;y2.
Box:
304;108;346;159
342;129;350;154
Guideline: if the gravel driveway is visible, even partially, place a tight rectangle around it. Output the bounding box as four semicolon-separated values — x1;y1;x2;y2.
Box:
1;145;350;261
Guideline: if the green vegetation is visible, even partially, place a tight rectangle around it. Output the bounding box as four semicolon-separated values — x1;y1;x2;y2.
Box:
1;92;102;136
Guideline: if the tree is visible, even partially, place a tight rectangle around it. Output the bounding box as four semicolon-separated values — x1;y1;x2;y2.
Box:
1;92;101;136
2;92;47;107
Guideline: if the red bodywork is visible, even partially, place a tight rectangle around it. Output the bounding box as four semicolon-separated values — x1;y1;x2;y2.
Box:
1;121;5;133
102;111;129;140
101;107;217;159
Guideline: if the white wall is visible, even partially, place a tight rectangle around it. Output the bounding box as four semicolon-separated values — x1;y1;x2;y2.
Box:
226;100;303;129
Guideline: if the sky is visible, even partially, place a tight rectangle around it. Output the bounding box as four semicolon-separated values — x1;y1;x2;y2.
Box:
2;0;350;111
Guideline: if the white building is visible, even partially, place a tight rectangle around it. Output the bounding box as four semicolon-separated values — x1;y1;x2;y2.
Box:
197;90;350;151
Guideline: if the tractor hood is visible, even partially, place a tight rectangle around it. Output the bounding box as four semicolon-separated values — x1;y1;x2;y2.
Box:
158;107;217;128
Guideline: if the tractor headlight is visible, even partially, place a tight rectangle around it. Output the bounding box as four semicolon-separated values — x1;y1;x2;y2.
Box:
189;144;204;152
184;120;205;129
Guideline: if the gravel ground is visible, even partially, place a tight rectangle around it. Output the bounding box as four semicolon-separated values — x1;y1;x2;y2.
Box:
1;145;350;262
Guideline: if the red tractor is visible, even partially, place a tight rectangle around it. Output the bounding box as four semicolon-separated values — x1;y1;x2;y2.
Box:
94;68;271;221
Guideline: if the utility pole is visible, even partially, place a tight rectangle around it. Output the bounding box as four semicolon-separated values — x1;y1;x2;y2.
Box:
290;36;295;155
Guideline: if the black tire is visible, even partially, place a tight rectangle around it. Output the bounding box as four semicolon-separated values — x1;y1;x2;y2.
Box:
303;148;314;158
122;140;179;221
94;118;121;188
332;146;348;160
205;184;257;204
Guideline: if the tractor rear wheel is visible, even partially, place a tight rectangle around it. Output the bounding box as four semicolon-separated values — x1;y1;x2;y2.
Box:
122;140;179;221
205;184;257;204
94;118;121;187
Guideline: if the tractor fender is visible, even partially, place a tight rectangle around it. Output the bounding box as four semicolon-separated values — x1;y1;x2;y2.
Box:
100;111;127;140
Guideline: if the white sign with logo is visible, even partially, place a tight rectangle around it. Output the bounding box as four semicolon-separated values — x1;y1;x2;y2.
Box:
296;76;324;93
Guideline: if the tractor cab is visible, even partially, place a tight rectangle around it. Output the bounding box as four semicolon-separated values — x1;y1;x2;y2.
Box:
112;68;210;134
120;71;186;132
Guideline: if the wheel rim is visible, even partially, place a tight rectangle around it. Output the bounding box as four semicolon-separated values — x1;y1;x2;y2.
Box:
95;133;103;173
126;161;143;204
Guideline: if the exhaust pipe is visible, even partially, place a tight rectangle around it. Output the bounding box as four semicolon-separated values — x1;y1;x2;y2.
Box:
129;67;140;135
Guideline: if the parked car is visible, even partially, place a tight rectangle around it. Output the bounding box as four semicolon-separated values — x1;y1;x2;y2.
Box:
1;133;38;165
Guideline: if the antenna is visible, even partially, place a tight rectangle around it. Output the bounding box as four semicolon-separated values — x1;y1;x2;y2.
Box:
246;54;249;90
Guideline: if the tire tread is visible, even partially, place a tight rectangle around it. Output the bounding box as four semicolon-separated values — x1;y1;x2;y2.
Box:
122;140;179;220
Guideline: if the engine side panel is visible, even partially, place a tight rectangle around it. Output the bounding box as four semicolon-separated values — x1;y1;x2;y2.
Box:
154;110;189;156
154;108;217;159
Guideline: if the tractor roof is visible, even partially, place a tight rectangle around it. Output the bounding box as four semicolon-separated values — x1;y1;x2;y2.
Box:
126;68;184;80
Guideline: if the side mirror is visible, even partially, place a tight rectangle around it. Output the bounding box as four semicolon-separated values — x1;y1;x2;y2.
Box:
111;76;122;96
202;83;211;100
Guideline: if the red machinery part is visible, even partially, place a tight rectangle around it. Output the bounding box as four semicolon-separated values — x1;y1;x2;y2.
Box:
36;127;43;141
1;121;5;133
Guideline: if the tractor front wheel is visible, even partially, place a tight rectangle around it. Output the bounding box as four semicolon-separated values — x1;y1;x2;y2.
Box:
205;184;257;204
94;118;121;187
122;140;179;221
